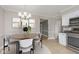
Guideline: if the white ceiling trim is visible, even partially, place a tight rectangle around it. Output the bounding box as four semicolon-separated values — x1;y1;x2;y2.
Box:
60;5;77;14
0;5;75;18
0;6;61;19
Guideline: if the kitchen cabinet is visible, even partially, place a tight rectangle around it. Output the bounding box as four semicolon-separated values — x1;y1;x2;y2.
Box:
59;33;67;46
70;17;79;26
62;16;69;26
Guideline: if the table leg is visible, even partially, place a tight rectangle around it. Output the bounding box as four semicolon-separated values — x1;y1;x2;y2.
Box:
40;39;42;48
16;41;20;54
32;39;35;53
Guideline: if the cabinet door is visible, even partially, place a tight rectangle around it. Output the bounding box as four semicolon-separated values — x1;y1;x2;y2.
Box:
62;16;69;26
59;33;67;46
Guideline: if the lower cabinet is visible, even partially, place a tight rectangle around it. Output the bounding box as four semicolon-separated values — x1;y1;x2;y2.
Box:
59;33;67;46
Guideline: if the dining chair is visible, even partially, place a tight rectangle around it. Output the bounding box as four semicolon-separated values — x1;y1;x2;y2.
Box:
3;35;10;54
19;39;34;54
34;33;42;48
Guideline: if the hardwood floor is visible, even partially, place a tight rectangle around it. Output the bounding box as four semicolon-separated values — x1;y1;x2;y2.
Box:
43;39;75;54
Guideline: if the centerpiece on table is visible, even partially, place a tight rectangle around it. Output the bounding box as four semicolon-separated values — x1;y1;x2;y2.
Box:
23;26;31;33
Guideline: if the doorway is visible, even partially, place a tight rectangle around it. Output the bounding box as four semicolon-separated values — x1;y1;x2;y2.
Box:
40;19;48;36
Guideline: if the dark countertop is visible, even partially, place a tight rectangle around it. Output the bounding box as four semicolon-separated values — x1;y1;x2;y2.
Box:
63;31;79;38
64;31;79;34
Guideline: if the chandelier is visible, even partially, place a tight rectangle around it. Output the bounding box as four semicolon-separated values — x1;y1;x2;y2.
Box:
18;12;31;20
18;12;32;28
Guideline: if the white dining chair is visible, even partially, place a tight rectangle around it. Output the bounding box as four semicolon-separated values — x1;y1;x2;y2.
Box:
34;33;42;48
19;39;34;54
3;35;10;54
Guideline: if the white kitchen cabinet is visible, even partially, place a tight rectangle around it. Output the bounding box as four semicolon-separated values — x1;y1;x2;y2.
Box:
62;15;70;26
59;33;67;46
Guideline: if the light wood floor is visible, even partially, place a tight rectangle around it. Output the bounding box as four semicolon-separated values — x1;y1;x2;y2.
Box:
43;39;75;54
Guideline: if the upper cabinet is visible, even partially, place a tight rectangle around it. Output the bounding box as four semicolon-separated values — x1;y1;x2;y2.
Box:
70;17;79;26
62;15;70;26
62;10;79;26
62;16;79;27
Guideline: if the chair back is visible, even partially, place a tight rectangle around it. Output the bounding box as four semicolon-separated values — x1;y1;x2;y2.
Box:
4;35;10;45
3;35;10;54
19;39;33;48
38;33;42;40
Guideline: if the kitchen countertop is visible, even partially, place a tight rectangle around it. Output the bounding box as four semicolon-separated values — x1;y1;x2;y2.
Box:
64;31;79;38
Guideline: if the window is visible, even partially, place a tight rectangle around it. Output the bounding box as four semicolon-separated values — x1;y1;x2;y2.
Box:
12;18;35;28
12;18;20;28
29;19;35;28
21;20;28;27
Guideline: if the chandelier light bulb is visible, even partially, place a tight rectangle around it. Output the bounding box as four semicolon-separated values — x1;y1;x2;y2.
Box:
21;15;24;18
29;13;31;17
24;12;27;16
27;13;31;18
18;12;22;17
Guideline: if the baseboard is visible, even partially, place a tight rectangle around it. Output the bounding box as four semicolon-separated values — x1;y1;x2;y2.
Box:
48;37;56;40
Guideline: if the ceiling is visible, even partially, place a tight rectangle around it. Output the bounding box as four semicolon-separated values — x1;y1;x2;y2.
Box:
0;5;75;17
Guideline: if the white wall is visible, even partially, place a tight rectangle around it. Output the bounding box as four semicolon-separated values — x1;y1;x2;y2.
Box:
4;11;20;35
31;15;40;33
48;17;61;39
0;7;5;47
54;19;62;39
48;19;55;39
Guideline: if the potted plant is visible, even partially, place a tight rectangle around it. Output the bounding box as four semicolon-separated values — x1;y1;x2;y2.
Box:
23;27;28;32
23;26;31;33
28;26;31;33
